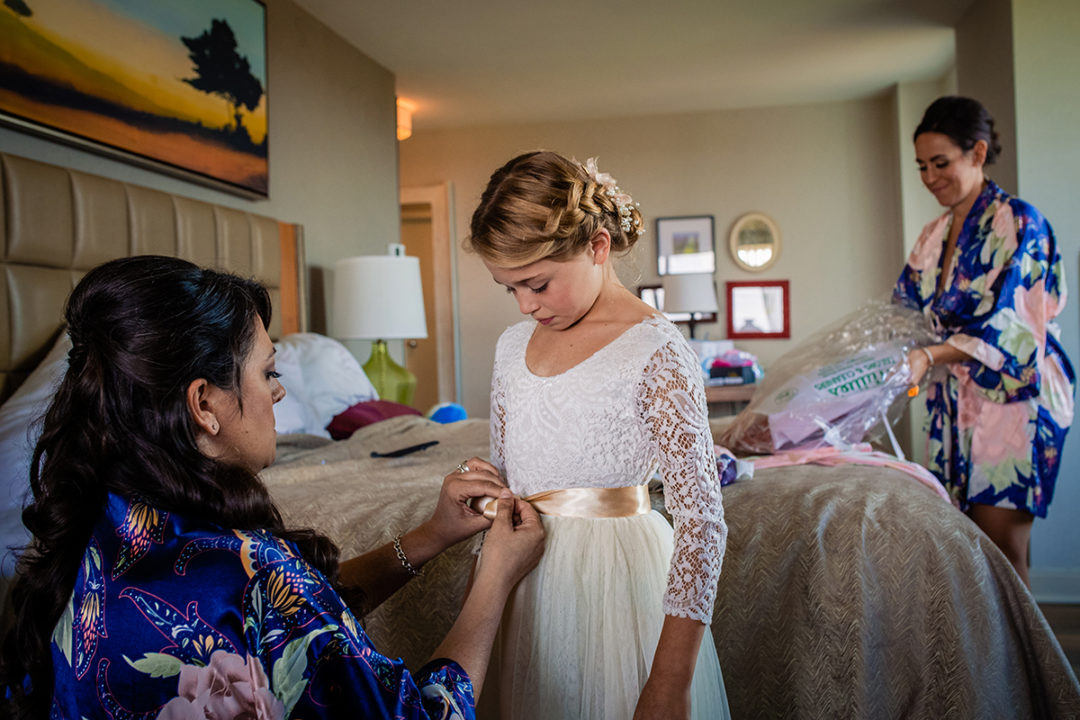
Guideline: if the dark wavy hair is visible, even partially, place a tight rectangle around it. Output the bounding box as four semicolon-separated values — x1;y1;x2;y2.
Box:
0;256;344;717
914;95;1003;165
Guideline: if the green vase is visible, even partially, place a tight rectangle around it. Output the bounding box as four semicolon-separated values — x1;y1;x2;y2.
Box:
363;339;417;406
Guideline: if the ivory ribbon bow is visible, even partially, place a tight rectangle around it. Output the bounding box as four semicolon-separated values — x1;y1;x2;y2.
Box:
471;484;651;520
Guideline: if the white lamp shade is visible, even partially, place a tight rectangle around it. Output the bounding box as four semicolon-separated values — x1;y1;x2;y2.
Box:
333;255;428;339
661;273;719;314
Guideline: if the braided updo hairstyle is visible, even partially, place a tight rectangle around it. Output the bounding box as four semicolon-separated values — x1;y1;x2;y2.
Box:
0;256;344;717
467;151;644;267
914;96;1003;165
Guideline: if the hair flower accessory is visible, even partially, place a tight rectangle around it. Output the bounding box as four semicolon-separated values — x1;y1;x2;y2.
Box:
582;157;643;235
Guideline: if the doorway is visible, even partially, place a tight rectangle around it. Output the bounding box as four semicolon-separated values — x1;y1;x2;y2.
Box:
400;183;457;412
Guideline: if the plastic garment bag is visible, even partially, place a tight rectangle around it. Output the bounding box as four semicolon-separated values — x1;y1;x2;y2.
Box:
720;298;938;456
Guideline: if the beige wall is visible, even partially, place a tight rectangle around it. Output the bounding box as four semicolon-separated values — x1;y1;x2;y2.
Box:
894;78;957;258
1010;0;1080;597
401;97;905;417
0;0;399;335
891;77;956;462
955;0;1019;193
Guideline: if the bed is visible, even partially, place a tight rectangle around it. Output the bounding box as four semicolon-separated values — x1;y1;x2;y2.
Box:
263;417;1080;719
2;151;1078;718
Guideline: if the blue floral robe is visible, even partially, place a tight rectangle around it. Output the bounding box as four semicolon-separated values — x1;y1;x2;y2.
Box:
49;493;474;719
894;180;1074;516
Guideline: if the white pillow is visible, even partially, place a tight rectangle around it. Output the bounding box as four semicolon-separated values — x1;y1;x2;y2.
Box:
0;332;71;574
271;342;318;435
273;333;378;437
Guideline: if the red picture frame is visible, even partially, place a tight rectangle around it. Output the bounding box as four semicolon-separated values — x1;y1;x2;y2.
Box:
726;280;790;339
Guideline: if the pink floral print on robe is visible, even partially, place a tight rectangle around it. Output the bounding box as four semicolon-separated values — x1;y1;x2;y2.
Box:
893;180;1074;516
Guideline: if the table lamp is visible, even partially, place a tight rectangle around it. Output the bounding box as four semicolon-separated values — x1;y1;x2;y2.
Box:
662;273;719;339
333;247;428;406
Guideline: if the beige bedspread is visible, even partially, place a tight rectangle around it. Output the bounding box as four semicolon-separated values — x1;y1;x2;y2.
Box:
264;417;490;670
264;416;1080;719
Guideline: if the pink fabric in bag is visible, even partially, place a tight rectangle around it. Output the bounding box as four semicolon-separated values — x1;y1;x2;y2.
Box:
750;444;952;503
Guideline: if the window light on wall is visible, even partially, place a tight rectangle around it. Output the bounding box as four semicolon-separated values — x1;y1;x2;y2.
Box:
397;98;417;141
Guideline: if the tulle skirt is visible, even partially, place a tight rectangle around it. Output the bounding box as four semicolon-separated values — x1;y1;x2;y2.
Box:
478;511;729;720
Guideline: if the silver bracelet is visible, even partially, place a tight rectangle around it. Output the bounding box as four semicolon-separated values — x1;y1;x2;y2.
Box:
920;346;935;366
393;534;423;577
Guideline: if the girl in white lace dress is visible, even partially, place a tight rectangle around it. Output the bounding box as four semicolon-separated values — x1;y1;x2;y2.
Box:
466;151;730;720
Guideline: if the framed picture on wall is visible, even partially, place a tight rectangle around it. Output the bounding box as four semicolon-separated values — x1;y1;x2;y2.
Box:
0;0;269;198
656;215;716;275
726;280;790;339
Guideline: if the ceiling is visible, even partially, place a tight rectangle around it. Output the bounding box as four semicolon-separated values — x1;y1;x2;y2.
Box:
292;0;977;132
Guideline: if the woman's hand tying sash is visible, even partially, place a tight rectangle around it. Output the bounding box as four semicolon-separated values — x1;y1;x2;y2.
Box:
431;490;545;695
474;490;545;593
425;456;507;547
338;457;508;613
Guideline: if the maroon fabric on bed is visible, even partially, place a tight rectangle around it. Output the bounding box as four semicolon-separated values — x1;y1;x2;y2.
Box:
327;400;422;440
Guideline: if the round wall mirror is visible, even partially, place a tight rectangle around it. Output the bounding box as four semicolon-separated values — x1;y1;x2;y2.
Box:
728;212;781;272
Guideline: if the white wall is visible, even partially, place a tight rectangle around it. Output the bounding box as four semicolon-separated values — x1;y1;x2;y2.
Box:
1010;0;1080;600
400;97;904;418
0;0;400;335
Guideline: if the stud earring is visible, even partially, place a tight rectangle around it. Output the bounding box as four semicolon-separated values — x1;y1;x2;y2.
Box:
211;423;218;433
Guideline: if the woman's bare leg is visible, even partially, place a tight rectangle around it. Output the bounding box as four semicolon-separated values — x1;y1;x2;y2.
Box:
969;504;1034;586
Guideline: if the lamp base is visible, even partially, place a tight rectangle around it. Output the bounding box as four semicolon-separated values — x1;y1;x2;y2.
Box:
363;340;417;407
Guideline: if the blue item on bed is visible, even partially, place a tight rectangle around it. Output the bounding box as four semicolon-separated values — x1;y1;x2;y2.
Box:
426;402;468;424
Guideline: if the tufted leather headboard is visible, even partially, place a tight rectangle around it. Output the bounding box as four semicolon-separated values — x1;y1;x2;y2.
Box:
0;151;305;404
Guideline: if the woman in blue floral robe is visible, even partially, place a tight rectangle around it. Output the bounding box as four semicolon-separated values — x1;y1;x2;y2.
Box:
1;256;544;718
894;97;1074;585
50;494;475;719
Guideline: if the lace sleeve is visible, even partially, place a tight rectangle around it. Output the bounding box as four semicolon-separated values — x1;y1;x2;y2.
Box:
490;356;507;476
639;341;727;624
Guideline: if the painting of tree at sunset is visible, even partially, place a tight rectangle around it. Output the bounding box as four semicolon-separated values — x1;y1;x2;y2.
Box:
0;0;268;196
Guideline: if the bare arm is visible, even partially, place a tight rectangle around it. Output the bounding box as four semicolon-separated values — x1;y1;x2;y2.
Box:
337;522;455;612
908;343;973;386
634;615;706;720
428;493;544;695
338;457;506;613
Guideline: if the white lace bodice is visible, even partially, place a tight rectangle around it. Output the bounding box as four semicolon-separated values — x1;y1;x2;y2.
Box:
490;316;727;623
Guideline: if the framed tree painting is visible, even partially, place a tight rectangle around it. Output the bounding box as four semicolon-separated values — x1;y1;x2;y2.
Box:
0;0;269;198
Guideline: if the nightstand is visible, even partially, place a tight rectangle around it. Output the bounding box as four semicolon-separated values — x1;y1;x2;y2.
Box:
705;384;756;417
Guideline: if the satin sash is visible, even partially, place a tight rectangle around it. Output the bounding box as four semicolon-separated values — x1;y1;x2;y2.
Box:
472;484;651;520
